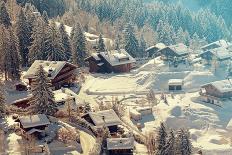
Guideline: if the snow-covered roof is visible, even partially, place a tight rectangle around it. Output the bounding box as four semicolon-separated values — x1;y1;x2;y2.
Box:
53;88;84;107
136;106;152;112
19;114;50;129
201;40;229;51
168;43;190;56
88;109;121;127
168;79;184;85
107;137;134;150
211;48;232;60
203;80;232;93
145;43;166;52
24;60;77;79
53;88;75;103
99;49;136;66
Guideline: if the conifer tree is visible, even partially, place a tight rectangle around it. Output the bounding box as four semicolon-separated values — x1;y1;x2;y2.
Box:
29;65;57;115
7;29;20;80
29;17;48;63
139;35;147;57
45;21;65;61
59;22;72;60
16;8;31;67
0;25;9;80
124;23;139;58
156;122;168;155
163;130;175;155
0;84;6;118
0;2;11;28
97;34;106;52
71;23;88;66
156;20;174;45
176;129;192;155
42;11;49;24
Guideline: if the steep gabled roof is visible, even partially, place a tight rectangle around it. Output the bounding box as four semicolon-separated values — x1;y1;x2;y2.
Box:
202;80;232;93
107;137;134;150
24;60;77;79
19;114;50;129
168;43;190;56
201;40;229;51
87;109;121;127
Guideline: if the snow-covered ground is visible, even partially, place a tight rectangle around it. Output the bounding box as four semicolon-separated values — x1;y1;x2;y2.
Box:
77;57;232;154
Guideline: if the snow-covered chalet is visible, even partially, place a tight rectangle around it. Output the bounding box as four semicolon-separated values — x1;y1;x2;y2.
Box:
85;49;136;73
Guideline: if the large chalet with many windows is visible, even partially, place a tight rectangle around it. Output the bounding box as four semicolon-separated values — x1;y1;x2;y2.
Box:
24;60;78;90
85;49;136;73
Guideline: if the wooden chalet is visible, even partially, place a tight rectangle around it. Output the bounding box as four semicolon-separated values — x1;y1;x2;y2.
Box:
82;109;122;133
106;137;134;155
201;40;229;51
17;114;50;139
85;49;136;73
159;43;191;61
199;47;232;66
24;60;78;90
200;80;232;104
146;43;166;57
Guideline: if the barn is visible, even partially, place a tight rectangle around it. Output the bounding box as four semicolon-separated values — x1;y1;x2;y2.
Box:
159;43;190;61
24;60;78;90
85;49;136;73
200;80;232;104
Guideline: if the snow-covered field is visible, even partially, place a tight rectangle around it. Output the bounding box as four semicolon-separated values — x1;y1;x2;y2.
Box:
78;57;232;154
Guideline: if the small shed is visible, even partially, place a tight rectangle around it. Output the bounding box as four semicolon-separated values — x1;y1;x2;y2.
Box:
82;109;122;133
107;137;134;155
168;79;184;91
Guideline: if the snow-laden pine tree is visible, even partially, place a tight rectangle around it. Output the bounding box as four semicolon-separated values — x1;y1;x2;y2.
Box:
59;22;72;60
45;21;65;61
0;2;11;28
29;65;57;115
114;33;121;50
163;130;175;155
71;23;88;66
139;35;147;57
42;11;49;25
0;84;6;118
16;8;31;67
156;20;175;45
29;17;48;63
0;25;9;80
156;122;168;155
7;29;20;80
124;23;139;58
176;129;192;155
97;34;106;52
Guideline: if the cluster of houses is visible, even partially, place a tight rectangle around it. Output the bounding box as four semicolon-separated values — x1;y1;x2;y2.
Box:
6;38;232;154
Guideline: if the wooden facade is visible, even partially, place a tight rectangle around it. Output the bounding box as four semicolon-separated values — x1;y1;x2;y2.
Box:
85;50;135;73
25;61;77;90
201;84;232;99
